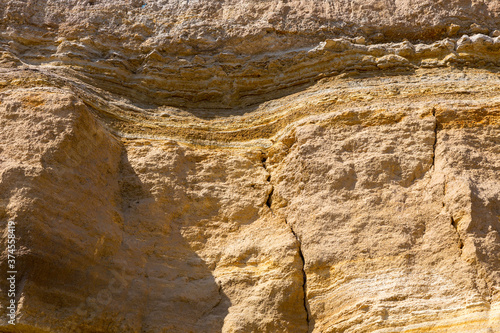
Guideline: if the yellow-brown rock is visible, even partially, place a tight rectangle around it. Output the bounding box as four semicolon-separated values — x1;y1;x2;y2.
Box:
0;1;500;332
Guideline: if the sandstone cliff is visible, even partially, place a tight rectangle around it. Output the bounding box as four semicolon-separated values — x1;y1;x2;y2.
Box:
1;1;500;332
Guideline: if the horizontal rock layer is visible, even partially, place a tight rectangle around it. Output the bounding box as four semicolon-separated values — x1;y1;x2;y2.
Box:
4;33;500;108
2;1;500;108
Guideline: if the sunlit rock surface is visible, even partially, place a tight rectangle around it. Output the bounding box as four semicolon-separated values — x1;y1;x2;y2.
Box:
1;1;500;332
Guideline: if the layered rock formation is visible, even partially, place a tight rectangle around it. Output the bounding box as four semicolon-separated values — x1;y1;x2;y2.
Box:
1;1;500;332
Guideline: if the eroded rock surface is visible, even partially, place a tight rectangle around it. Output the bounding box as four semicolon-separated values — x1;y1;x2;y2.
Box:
1;1;500;332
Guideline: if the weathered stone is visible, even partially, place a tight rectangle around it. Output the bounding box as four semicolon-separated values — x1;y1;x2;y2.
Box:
1;1;500;332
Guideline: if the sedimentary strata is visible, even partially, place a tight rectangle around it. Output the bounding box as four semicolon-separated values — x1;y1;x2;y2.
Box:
0;1;500;332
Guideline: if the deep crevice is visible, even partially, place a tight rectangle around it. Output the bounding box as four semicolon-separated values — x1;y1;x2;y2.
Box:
450;216;464;250
286;219;311;331
262;156;271;182
260;152;310;331
431;106;438;170
266;187;273;208
450;216;457;229
262;154;273;208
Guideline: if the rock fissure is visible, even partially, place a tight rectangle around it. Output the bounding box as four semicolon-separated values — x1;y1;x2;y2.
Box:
265;187;273;209
260;153;310;331
445;207;490;301
285;218;311;332
450;215;464;250
262;155;273;208
431;106;438;171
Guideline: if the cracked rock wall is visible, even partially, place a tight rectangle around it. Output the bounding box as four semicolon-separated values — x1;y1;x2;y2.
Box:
1;1;500;332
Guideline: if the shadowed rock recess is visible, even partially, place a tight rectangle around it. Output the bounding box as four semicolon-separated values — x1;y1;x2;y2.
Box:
1;0;500;332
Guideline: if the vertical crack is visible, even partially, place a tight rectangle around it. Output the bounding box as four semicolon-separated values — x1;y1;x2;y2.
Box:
262;155;273;208
450;215;464;250
449;211;491;300
450;215;457;229
443;189;489;300
260;152;310;331
431;106;438;171
433;109;492;302
286;218;311;331
262;156;270;181
266;187;273;208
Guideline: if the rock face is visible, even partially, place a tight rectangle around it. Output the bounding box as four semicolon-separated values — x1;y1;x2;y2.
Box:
1;1;500;332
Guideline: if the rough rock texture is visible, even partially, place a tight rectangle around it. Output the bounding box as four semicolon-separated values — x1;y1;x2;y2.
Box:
1;1;500;332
